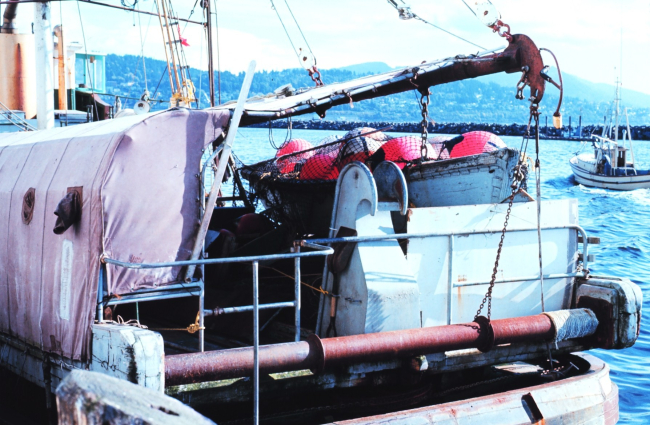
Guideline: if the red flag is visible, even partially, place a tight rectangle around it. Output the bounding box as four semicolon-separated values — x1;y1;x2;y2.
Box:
177;25;190;47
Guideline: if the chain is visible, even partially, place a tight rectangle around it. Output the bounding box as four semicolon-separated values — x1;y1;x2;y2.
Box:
489;19;512;42
420;90;431;162
474;112;534;322
308;66;324;86
473;190;516;322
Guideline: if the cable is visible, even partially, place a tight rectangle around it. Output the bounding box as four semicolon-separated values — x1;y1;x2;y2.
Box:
270;0;300;62
387;0;486;50
412;15;485;50
213;0;221;104
76;0;101;121
284;0;316;62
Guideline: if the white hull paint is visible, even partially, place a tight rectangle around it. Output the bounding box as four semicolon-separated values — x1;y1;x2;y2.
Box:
570;157;650;191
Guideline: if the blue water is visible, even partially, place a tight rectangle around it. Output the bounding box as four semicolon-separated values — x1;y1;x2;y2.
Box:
236;128;650;423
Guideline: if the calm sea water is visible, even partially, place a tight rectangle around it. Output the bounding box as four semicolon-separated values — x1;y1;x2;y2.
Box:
236;127;650;424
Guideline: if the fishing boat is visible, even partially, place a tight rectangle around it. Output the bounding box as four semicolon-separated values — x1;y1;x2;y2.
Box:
0;1;643;424
570;81;650;190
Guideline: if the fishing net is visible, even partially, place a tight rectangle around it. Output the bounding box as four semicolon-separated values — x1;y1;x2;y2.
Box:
238;127;510;236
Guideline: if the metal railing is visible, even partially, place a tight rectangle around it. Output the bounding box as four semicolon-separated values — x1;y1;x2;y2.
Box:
305;224;589;329
101;242;333;425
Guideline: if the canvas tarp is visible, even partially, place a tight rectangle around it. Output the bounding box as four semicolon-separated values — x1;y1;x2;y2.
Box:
0;108;230;360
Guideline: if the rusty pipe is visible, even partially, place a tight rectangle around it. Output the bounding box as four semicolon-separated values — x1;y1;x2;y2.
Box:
53;25;66;110
238;33;547;126
165;311;591;386
1;0;19;34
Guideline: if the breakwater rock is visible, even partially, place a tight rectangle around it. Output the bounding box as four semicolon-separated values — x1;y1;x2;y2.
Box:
250;120;650;141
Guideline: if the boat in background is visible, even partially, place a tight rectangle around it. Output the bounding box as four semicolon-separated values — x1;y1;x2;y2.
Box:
570;81;650;190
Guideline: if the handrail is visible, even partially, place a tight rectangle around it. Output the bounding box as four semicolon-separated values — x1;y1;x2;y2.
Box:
301;224;589;271
102;245;333;269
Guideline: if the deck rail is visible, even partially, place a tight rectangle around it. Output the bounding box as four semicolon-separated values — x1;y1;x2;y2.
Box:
102;243;333;425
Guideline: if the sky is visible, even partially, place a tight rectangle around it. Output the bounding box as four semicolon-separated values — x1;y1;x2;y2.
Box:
8;0;650;95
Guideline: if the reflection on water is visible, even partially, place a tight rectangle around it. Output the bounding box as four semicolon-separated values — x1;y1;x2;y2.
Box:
236;128;650;423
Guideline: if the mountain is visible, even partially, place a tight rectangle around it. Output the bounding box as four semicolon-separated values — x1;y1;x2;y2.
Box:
334;62;394;75
478;70;650;109
104;56;650;125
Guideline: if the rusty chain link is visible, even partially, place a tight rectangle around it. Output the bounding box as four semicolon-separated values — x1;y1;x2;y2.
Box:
474;109;535;322
420;90;431;162
308;66;324;86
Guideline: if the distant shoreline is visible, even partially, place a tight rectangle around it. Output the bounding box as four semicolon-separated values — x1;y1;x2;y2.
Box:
250;119;650;141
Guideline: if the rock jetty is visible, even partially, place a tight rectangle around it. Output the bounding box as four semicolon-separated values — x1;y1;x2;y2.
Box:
251;120;650;141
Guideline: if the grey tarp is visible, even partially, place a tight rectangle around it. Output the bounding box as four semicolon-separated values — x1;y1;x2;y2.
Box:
0;108;230;360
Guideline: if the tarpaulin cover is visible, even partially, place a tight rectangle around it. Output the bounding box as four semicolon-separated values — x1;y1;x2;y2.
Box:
0;108;230;360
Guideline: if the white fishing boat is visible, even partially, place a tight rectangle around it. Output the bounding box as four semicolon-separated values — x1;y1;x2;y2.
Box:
570;81;650;190
0;1;643;424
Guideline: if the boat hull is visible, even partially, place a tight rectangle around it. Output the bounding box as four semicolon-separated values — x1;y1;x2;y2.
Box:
336;353;617;425
570;156;650;190
407;148;521;207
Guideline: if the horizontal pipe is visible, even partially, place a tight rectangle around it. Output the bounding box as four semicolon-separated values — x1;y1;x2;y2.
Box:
303;225;587;245
106;289;200;306
204;301;295;316
303;224;589;270
453;272;586;287
165;309;596;386
103;246;333;269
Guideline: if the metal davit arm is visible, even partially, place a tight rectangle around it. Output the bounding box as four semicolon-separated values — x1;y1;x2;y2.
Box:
235;34;546;125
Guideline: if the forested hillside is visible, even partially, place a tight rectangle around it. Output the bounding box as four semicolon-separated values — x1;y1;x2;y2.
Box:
105;54;650;125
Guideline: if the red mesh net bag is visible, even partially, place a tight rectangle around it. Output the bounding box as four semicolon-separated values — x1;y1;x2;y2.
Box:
376;136;437;169
299;154;340;180
275;139;314;173
276;138;313;157
339;136;384;168
448;131;506;158
344;127;389;142
428;135;451;160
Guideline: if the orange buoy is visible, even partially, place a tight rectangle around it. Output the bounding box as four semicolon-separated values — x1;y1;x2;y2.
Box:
299;154;340;180
339;136;384;168
275;139;314;174
448;131;506;158
276;138;313;158
371;136;437;170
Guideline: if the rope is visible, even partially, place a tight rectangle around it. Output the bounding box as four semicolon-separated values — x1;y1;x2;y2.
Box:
262;266;330;296
534;113;545;313
543;309;599;342
148;313;205;334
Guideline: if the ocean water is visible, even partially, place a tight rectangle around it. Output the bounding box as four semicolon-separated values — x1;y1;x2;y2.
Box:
236;127;650;423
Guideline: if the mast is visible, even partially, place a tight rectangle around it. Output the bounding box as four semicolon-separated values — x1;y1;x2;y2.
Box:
613;77;620;143
33;1;54;129
205;0;215;107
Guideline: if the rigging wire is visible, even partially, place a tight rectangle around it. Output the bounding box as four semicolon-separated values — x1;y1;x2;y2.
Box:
283;0;316;63
76;0;101;120
151;0;199;104
213;0;221;104
270;0;300;61
387;0;486;50
412;15;485;50
135;1;156;93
